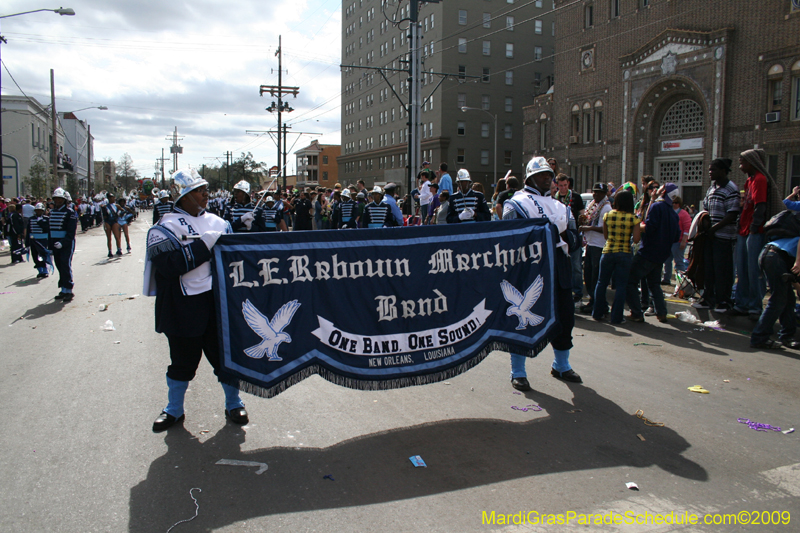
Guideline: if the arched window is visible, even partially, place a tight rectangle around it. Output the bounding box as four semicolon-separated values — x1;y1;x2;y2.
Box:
539;113;548;150
594;100;604;142
768;64;785;113
582;102;592;143
571;104;580;141
660;99;704;137
790;61;800;121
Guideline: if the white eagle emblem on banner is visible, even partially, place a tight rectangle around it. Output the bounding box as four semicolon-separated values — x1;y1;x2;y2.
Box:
500;276;545;330
242;299;301;360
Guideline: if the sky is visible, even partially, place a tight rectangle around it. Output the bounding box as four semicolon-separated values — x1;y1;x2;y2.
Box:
1;0;342;181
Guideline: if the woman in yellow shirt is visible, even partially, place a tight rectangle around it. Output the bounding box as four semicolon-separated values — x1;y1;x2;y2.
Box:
592;190;641;324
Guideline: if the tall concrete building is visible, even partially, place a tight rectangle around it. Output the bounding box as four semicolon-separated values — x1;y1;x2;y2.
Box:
59;112;94;196
339;0;555;194
524;0;800;209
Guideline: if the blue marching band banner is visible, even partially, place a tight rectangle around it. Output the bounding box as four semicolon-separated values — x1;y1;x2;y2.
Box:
212;219;560;398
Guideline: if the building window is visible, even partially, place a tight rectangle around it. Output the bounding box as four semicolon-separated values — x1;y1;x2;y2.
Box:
458;93;467;108
323;155;329;164
458;9;467;25
793;60;800;120
767;64;784;113
323;171;329;180
640;0;650;8
459;65;466;80
506;43;514;58
506;16;514;31
482;68;490;83
534;46;542;61
483;13;491;28
571;105;581;139
660;99;705;137
505;71;513;85
482;94;491;110
583;103;592;143
458;38;467;53
594;101;603;142
505;97;513;112
504;151;512;165
535;20;542;34
457;149;466;164
539;114;547;151
481;123;490;138
504;124;512;140
611;0;620;18
584;4;594;29
481;150;490;166
482;41;491;56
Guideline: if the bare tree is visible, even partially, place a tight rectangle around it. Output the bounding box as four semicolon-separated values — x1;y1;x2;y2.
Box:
116;153;139;192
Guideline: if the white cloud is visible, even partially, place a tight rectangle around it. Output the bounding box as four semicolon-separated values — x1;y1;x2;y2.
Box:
1;0;341;179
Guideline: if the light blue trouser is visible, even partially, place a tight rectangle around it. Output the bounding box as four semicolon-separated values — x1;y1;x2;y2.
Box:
662;242;687;283
510;349;571;379
734;233;766;313
164;376;244;417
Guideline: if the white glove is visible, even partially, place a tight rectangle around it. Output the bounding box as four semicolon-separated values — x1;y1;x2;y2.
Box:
200;231;222;251
241;212;254;230
53;241;63;250
458;207;475;221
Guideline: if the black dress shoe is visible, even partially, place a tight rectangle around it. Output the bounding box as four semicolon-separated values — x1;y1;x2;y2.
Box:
551;368;583;383
152;411;185;432
225;407;249;425
61;293;74;302
54;293;65;300
511;377;532;392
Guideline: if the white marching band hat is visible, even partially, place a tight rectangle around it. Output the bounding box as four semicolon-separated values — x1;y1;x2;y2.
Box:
233;180;251;194
172;169;208;204
456;169;471;181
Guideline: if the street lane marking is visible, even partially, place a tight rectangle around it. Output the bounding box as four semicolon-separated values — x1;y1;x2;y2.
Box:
215;459;268;475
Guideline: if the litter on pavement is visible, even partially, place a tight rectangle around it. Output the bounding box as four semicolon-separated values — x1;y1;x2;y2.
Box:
688;385;710;394
409;455;427;467
166;487;202;533
323;474;335;481
782;428;795;435
626;482;639;491
512;404;542;412
635;410;665;427
102;320;115;331
738;418;782;432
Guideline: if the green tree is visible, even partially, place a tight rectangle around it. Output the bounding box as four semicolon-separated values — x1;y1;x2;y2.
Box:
23;160;50;198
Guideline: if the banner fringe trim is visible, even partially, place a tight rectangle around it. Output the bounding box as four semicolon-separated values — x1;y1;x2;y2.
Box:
222;338;549;399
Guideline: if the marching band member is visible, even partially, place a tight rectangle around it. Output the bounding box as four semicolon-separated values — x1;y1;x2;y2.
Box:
503;157;583;390
254;196;287;232
224;180;256;233
27;202;51;278
334;189;357;229
144;169;248;432
49;188;78;302
362;186;393;228
153;190;174;225
446;169;491;224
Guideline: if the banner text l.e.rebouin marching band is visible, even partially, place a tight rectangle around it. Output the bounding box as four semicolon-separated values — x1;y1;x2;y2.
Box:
212;219;559;397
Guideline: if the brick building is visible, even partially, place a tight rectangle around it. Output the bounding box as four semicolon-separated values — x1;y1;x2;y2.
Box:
340;0;555;194
295;140;341;189
524;0;800;209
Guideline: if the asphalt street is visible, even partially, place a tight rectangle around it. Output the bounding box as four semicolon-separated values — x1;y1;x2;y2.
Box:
0;216;798;532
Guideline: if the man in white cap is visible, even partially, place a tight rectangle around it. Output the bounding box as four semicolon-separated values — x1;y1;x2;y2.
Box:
363;186;393;228
49;188;78;301
254;195;287;232
334;189;357;229
503;156;582;390
152;190;174;225
224;180;256;233
446;169;491;223
144;169;248;432
26;202;51;278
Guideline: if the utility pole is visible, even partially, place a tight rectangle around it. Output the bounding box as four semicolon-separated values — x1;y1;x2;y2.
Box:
260;35;299;191
166;127;183;173
340;1;472;199
87;124;92;194
226;151;232;190
0;35;6;197
50;69;59;186
156;148;169;189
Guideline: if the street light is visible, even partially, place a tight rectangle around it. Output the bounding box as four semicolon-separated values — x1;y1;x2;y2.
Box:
63;106;108;113
0;7;76;197
461;106;497;189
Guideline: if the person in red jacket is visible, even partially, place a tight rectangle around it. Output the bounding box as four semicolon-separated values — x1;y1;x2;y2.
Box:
732;149;770;319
